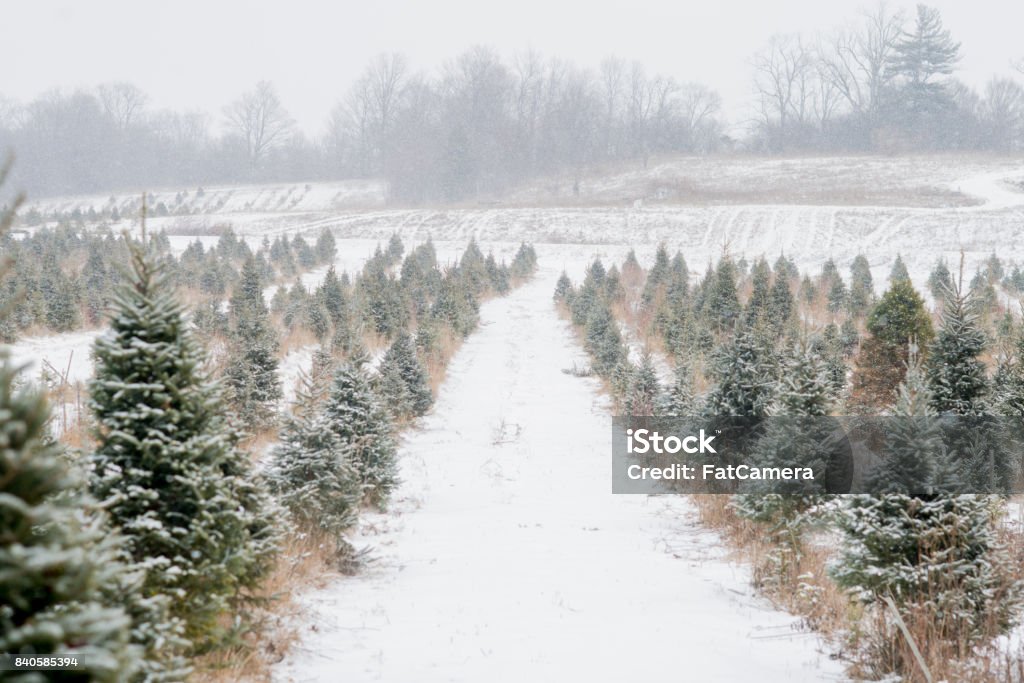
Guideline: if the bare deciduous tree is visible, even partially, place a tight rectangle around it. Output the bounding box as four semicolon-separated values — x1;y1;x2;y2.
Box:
224;81;294;169
98;82;148;130
752;34;813;136
819;3;904;115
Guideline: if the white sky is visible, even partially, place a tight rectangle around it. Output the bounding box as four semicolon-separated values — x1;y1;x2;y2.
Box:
2;0;1022;135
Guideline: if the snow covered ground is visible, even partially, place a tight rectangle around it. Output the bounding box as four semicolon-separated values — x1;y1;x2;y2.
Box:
273;265;845;683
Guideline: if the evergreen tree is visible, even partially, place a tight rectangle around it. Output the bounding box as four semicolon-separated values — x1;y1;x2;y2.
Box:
703;257;741;333
90;243;280;649
848;254;874;315
704;327;777;417
268;373;361;557
584;302;625;377
641;244;671;308
626;354;661;416
315;227;337;264
0;353;152;681
378;331;433;417
888;5;961;127
888;254;911;284
927;281;988;415
553;271;573;302
744;258;772;325
658;359;698;416
323;362;399;508
929;258;950;301
833;494;1017;653
850;278;933;412
768;268;794;333
863;346;942;494
225;256;282;429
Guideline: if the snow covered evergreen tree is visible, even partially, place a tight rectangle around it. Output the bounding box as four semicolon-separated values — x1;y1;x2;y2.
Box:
225;256;282;430
657;359;699;416
268;372;361;558
90;242;280;650
927;280;988;415
0;353;154;681
323;362;399;508
378;331;433;417
704;327;777;417
626;354;661;416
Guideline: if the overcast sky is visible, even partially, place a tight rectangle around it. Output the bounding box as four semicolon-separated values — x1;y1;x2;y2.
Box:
3;0;1022;135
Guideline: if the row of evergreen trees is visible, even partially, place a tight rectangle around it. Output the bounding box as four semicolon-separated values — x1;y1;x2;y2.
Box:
0;221;337;342
558;247;1024;679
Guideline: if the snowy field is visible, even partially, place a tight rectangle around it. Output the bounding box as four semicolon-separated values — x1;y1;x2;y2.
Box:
10;155;1024;680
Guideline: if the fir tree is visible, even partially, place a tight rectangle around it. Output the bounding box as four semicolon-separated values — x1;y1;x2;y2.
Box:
704;327;777;417
928;258;953;301
927;279;988;415
658;360;699;416
378;331;433;417
90;242;280;649
888;254;911;284
0;352;157;680
553;271;573;302
225;256;282;430
850;278;933;412
626;354;661;416
268;372;361;557
848;254;874;315
323;362;399;507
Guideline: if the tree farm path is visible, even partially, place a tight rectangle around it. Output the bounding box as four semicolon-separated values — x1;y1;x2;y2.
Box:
274;264;846;683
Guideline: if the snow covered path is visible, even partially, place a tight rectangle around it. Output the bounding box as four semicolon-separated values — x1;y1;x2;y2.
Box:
274;268;846;682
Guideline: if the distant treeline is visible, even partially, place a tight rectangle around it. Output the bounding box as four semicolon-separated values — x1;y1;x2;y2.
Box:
0;4;1021;201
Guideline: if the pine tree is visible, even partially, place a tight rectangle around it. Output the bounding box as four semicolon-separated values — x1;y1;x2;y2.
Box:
268;373;361;557
584;302;625;377
90;242;280;649
704;327;777;417
848;254;874;315
378;331;433;417
927;280;988;415
323;362;399;508
849;278;933;412
768;268;794;333
833;494;1017;652
315;227;337;264
703;257;741;333
888;254;911;284
641;244;671;308
889;5;961;126
0;352;154;680
861;347;943;495
553;271;573;302
658;360;699;416
626;354;661;416
744;258;772;325
225;256;283;430
928;258;953;301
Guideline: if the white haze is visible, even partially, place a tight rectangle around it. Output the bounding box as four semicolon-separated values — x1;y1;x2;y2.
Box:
3;0;1022;134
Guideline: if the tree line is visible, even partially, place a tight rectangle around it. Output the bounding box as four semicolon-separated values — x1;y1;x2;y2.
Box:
2;4;1020;202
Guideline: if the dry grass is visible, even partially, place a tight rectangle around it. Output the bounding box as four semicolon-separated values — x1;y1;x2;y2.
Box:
190;530;347;683
689;493;1024;683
